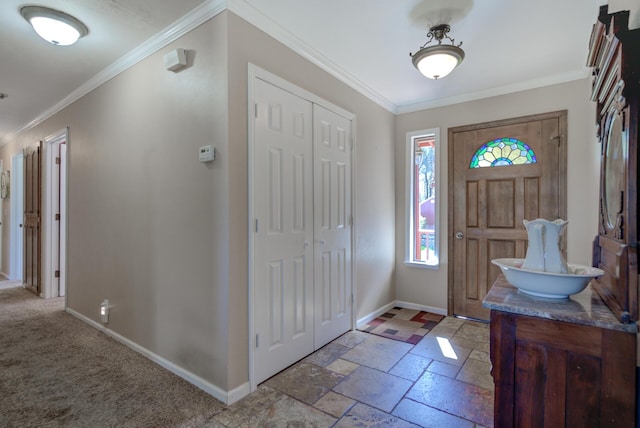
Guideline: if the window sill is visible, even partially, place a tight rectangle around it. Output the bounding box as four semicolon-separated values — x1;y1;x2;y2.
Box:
404;261;439;269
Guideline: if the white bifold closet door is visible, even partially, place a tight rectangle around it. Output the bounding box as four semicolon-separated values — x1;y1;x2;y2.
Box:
312;104;352;349
253;78;352;384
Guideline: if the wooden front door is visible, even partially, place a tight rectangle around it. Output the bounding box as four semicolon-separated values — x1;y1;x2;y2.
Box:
24;142;42;295
449;111;567;320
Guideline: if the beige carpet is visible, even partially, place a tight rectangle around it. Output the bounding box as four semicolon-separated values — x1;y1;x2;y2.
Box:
0;280;23;290
0;286;225;427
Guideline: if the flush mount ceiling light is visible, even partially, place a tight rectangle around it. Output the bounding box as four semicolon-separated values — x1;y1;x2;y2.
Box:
410;24;465;80
20;5;88;46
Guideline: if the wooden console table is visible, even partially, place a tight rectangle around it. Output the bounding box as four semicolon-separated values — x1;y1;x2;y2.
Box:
483;275;637;427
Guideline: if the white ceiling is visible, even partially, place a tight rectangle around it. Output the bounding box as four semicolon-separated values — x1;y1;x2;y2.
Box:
0;0;616;145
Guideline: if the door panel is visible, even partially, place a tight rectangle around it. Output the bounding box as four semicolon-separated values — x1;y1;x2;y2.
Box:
487;179;515;228
253;78;353;384
524;177;540;220
253;79;314;384
0;165;3;271
59;143;67;296
450;112;567;319
24;142;42;295
313;104;352;349
11;153;24;281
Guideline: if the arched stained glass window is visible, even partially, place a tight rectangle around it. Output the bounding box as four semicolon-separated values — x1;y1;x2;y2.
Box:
469;138;536;168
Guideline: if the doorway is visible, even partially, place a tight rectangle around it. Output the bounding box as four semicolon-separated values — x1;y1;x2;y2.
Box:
249;66;354;388
0;161;3;277
24;142;42;295
10;152;24;282
43;130;68;298
448;111;567;320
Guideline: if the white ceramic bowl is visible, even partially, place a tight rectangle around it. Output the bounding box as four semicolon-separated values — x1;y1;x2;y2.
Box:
491;258;605;299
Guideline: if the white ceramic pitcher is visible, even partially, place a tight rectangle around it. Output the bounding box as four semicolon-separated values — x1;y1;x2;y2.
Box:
521;219;569;274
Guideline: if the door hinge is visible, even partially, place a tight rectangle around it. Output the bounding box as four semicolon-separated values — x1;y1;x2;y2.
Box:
255;103;259;118
255;218;259;233
54;270;60;278
55;213;60;221
550;135;562;146
56;157;61;164
255;334;259;348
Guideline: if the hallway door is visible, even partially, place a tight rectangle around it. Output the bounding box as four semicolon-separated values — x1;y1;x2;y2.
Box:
45;134;68;298
0;161;3;274
24;142;42;295
11;152;24;281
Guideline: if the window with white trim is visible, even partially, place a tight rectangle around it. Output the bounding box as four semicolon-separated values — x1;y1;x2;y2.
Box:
406;129;439;266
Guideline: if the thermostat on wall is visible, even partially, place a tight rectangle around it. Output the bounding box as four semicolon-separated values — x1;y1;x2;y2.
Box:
199;145;215;162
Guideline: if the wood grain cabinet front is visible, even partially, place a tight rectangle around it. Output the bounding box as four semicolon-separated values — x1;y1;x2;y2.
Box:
489;310;636;427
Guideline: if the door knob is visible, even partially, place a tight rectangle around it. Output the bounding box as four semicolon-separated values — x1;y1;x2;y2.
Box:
456;232;464;240
19;224;23;228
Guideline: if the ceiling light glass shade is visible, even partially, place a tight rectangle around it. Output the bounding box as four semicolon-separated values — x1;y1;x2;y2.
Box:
410;24;465;80
20;6;88;46
411;45;465;80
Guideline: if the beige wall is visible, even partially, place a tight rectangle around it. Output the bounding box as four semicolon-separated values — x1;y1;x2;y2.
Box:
608;0;640;29
0;10;397;394
225;12;396;388
1;15;232;388
394;78;599;311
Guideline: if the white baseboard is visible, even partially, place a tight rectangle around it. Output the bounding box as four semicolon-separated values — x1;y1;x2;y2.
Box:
356;301;396;329
394;300;447;316
65;307;249;405
356;300;447;329
227;382;251;404
65;298;447;404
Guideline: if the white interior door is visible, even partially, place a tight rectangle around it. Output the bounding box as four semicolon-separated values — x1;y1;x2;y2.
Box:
11;153;24;281
252;76;353;385
47;139;61;297
59;143;67;296
313;105;352;349
0;161;3;276
253;78;315;384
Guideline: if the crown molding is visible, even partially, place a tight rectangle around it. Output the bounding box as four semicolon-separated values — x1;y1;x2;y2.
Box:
227;0;397;113
396;69;591;114
2;0;598;145
4;0;228;145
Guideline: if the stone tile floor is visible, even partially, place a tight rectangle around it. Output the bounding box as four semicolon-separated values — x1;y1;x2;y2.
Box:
205;316;493;427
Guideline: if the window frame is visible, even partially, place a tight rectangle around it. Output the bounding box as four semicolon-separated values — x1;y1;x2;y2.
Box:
405;128;440;268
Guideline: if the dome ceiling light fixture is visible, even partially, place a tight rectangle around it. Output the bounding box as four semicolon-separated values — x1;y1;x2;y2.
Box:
20;5;88;46
410;24;465;80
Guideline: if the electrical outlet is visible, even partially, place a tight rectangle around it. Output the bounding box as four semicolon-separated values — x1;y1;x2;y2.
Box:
100;299;109;323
